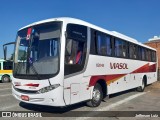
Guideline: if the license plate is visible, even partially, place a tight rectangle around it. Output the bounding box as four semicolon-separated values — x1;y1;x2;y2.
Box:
21;95;29;101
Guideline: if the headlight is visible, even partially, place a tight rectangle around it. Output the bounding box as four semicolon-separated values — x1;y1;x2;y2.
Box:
37;84;60;94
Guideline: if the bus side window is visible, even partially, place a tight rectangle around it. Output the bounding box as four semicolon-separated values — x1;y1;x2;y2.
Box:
138;46;141;60
154;51;156;62
152;51;156;62
129;44;137;59
122;40;127;57
145;49;149;61
96;32;111;56
115;39;121;57
3;61;13;70
105;35;112;56
141;48;145;61
148;50;151;62
115;38;127;58
96;34;106;55
0;63;1;70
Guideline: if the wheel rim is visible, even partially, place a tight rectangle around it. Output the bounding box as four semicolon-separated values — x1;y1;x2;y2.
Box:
92;89;101;103
3;77;9;82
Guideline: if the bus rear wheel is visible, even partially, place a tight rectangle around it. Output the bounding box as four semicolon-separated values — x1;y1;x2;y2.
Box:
136;79;145;92
86;83;103;107
1;75;10;83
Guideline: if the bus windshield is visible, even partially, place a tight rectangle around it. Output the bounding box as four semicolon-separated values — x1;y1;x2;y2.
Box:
14;22;62;80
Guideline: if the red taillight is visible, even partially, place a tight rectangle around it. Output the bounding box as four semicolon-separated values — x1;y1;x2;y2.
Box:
21;95;29;101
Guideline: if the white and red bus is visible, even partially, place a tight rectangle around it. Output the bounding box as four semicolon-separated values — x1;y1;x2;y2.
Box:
12;17;157;107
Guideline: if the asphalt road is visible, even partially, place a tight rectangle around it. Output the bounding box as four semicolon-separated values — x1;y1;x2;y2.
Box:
0;81;160;120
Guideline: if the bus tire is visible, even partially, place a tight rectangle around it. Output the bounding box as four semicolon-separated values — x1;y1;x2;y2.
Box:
1;75;10;83
136;78;145;92
86;83;103;107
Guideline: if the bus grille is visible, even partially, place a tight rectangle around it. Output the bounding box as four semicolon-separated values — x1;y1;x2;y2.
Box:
14;87;38;94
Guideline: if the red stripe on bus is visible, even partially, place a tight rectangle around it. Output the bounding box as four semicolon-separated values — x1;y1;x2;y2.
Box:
149;63;157;72
132;63;156;73
131;63;150;73
105;74;126;85
89;76;106;87
89;74;126;87
89;63;157;87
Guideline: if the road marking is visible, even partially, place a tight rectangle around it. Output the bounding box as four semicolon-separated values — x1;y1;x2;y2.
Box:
0;94;12;97
0;88;11;91
75;91;149;120
98;91;149;111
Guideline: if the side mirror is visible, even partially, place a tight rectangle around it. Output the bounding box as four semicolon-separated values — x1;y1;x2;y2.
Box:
4;46;7;60
3;42;15;60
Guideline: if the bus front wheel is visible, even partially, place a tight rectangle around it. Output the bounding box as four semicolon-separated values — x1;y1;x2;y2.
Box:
86;83;103;107
1;75;10;83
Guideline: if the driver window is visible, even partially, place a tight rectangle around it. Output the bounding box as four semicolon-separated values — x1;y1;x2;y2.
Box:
65;39;84;64
64;23;87;76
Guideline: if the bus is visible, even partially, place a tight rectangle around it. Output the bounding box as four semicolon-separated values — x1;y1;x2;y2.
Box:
0;59;13;83
12;17;157;107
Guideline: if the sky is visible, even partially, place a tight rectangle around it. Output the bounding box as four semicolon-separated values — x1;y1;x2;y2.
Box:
0;0;160;58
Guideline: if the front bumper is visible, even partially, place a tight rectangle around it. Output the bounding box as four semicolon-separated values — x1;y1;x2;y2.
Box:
12;85;66;107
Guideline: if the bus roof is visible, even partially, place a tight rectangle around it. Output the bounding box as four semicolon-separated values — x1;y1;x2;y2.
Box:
19;17;156;51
